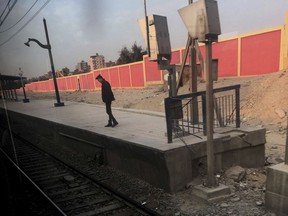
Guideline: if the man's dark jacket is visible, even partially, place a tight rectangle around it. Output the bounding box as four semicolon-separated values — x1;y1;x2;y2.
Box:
101;79;115;103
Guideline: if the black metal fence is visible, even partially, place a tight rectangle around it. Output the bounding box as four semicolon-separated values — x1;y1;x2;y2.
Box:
164;85;240;143
0;75;22;101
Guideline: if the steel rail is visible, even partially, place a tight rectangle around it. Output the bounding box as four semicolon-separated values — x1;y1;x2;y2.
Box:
3;131;163;216
0;145;67;216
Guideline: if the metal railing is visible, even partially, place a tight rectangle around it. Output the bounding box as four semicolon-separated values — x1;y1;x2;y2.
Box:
164;85;240;143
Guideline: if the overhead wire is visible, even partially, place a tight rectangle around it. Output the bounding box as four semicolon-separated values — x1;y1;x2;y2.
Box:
0;0;12;20
0;0;52;48
0;0;39;33
0;0;18;27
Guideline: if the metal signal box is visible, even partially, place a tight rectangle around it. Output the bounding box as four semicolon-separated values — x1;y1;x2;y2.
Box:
178;0;221;42
138;14;171;64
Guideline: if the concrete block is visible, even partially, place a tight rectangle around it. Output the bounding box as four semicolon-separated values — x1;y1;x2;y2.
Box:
242;128;266;146
192;184;231;202
220;144;265;169
265;191;288;216
266;163;288;196
265;163;288;216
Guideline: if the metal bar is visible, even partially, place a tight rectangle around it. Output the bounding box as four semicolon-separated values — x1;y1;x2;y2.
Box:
232;94;235;124
173;84;241;100
194;41;205;77
221;97;225;125
225;96;227;125
201;94;207;136
14;89;18;101
164;98;173;143
228;95;231;124
190;39;199;125
198;99;201;133
176;37;192;92
235;88;240;128
182;115;184;137
9;81;14;100
214;95;223;127
285;117;288;165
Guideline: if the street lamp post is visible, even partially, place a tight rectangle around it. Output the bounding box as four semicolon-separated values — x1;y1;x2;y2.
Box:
24;18;64;107
18;68;29;103
144;0;151;57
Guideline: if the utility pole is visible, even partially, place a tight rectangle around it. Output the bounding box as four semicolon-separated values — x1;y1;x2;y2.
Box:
25;18;64;107
43;18;64;107
205;39;216;186
144;0;151;57
189;0;199;125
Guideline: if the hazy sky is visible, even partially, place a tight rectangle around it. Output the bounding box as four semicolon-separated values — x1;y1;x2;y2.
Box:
1;0;288;79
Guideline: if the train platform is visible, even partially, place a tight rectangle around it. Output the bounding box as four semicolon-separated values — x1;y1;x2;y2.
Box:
0;99;266;193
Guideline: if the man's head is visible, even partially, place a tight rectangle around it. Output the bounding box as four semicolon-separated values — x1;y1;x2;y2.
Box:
95;74;104;83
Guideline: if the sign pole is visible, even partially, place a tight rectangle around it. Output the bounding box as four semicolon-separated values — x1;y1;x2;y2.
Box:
205;40;216;186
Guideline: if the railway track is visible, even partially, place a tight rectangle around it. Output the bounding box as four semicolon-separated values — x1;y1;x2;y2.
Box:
0;130;160;216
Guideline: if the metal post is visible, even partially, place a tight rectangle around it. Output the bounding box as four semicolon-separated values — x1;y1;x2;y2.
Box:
188;0;199;125
168;66;177;97
165;98;173;143
19;69;29;103
144;0;151;57
8;81;14;100
170;66;177;97
13;89;18;101
205;41;216;187
43;18;64;107
235;87;240;128
202;94;207;135
285;117;288;165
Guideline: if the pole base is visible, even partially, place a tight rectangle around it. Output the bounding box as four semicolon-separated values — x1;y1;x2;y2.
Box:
23;98;30;103
54;102;64;107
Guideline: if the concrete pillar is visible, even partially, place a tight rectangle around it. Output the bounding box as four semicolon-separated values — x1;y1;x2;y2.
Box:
265;163;288;215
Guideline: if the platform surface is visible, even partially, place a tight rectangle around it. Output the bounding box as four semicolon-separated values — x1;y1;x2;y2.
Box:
0;99;266;193
0;99;207;150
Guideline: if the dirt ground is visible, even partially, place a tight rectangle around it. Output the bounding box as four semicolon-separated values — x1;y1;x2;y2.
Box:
27;70;288;215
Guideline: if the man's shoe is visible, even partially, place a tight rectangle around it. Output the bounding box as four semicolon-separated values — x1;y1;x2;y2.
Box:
105;121;112;127
112;122;118;127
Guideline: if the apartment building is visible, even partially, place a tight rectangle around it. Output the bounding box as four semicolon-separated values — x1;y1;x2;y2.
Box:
89;53;105;70
76;60;89;73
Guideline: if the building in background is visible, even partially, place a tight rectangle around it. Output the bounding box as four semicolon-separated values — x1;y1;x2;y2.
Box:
89;53;105;70
106;60;116;67
76;60;90;73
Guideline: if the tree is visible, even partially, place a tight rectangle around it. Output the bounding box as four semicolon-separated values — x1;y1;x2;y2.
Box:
62;67;70;76
116;46;131;65
131;42;143;62
116;42;143;65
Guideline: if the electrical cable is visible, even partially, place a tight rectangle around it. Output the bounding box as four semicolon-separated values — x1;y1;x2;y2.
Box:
0;0;51;48
0;0;18;27
0;0;39;33
0;0;12;20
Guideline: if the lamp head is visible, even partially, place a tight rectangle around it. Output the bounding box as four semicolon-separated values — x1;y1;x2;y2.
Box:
24;41;30;47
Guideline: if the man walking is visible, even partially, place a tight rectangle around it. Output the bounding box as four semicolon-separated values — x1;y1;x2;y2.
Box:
95;74;118;127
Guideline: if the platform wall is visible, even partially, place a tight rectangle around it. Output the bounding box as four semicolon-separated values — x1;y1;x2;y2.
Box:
25;25;285;92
